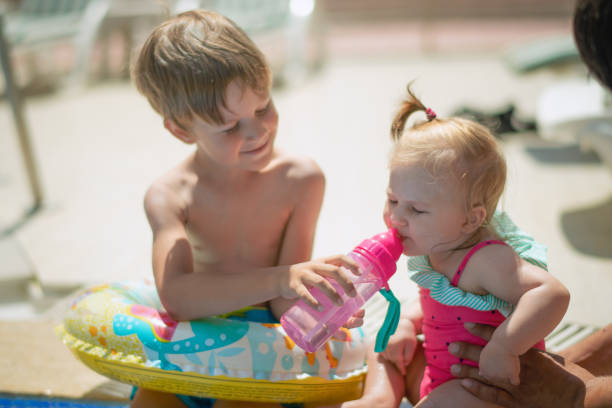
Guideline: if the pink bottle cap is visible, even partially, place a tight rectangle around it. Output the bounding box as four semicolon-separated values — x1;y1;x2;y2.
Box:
353;228;403;287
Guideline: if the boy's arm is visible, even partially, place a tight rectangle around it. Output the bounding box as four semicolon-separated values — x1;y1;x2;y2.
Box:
145;183;280;320
146;181;358;321
268;160;326;318
474;246;570;356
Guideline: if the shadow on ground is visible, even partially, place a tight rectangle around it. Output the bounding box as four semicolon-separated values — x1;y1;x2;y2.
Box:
561;195;612;258
525;142;602;164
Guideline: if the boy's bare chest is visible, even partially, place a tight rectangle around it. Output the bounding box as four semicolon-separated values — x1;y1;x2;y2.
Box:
185;187;291;268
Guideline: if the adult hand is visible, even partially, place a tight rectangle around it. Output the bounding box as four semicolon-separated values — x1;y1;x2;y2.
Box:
448;322;591;408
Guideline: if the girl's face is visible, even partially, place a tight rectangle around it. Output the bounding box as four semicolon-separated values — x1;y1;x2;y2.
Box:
384;162;470;257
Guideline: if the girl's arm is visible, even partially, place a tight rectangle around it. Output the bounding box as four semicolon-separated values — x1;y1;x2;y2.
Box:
380;297;424;373
474;246;570;356
466;244;569;384
401;297;424;332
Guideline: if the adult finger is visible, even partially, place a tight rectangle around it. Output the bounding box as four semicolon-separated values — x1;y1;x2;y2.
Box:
460;379;517;408
463;322;496;341
448;341;483;364
450;363;488;383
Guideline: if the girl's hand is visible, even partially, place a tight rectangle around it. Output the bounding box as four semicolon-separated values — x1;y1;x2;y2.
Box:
278;255;360;310
479;340;521;385
380;316;419;374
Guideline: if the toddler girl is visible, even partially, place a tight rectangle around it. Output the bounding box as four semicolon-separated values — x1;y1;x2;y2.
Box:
343;84;570;408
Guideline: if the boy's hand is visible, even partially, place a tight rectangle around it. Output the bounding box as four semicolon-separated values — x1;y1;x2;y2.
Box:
343;308;365;329
380;316;419;374
279;255;360;310
479;340;521;385
331;309;366;340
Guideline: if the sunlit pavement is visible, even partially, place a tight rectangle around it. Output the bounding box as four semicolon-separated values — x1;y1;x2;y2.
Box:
1;16;610;341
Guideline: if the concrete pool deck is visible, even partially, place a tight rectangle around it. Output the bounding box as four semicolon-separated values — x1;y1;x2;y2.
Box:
1;16;610;402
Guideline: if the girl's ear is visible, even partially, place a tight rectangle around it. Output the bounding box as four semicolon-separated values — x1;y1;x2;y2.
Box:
462;205;486;233
164;118;195;144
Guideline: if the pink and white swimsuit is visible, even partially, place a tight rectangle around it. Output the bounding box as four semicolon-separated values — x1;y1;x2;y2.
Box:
407;213;548;398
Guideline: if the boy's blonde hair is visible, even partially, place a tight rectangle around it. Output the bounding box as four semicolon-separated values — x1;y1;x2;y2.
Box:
390;84;506;226
132;9;271;128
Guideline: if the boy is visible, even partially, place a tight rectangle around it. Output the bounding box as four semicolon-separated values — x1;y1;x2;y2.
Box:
130;9;361;408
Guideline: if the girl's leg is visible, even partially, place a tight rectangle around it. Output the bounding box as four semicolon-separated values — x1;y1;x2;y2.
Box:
336;342;426;408
414;379;501;408
403;342;426;405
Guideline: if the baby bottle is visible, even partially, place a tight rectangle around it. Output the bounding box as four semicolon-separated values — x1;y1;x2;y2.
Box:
280;229;403;353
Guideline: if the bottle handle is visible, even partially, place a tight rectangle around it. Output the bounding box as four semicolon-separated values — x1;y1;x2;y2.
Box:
374;288;401;353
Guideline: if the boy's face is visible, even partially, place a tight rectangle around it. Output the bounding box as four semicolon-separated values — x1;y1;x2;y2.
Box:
172;80;278;171
383;163;469;257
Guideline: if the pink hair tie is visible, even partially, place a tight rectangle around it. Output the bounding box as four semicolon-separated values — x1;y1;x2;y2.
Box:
426;108;437;121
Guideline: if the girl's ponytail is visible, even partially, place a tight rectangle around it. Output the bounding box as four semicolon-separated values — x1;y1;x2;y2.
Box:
390;83;428;141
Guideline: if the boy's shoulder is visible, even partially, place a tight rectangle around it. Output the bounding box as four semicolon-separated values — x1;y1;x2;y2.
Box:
268;151;324;184
143;160;195;223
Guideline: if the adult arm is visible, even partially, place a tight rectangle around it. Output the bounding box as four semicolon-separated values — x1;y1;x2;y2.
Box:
560;323;612;377
449;322;612;408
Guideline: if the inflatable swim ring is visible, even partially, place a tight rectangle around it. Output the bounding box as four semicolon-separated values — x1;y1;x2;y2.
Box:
57;280;368;405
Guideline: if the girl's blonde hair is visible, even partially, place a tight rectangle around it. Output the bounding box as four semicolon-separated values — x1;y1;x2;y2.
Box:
390;84;506;225
132;9;271;128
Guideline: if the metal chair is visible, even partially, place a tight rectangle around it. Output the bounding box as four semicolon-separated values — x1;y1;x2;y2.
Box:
0;0;110;210
3;0;111;88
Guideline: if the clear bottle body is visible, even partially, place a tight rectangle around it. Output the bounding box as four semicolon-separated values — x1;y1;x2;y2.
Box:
280;251;384;352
